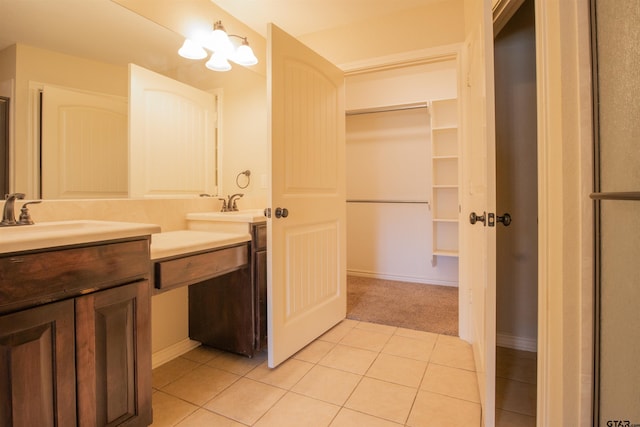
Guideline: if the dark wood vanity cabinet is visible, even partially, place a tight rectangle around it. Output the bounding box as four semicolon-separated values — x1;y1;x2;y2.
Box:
252;223;267;352
0;238;153;427
187;222;267;358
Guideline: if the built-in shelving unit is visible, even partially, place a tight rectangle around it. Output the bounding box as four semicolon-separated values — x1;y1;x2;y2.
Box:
430;98;459;262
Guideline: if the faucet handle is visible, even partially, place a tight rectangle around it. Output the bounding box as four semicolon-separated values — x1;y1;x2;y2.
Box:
218;198;228;212
18;201;42;225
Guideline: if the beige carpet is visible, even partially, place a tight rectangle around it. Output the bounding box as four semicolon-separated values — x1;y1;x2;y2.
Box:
347;275;458;336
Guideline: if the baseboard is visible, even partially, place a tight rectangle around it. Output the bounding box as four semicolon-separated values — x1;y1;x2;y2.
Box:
496;333;537;352
347;269;458;287
152;339;201;369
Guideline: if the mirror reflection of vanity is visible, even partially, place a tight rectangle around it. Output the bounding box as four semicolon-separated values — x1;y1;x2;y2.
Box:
0;0;267;201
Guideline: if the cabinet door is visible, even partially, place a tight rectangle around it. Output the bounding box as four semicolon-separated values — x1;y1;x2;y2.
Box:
0;300;76;427
75;281;152;427
255;249;268;351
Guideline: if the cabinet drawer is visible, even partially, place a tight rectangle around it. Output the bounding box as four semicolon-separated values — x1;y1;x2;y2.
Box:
253;224;267;251
154;244;249;291
0;239;150;315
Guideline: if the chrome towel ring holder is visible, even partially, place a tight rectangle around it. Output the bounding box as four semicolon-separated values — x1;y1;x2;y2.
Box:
236;170;251;189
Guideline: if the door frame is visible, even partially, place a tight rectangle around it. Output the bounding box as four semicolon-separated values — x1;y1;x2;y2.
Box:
535;0;594;424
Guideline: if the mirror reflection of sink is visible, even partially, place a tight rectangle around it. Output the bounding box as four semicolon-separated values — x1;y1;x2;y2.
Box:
1;220;161;254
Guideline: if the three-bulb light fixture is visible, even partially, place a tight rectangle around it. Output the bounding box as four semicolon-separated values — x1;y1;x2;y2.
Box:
178;20;258;72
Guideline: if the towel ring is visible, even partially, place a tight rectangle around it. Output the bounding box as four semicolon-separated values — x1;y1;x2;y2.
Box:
236;170;251;189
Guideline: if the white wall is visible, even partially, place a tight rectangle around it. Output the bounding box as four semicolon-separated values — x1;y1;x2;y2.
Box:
346;60;459;285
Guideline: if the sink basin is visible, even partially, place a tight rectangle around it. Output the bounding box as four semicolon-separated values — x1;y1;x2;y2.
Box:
186;209;266;223
0;220;161;254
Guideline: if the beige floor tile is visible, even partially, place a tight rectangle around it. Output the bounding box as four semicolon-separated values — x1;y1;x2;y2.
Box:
406;390;481;427
496;409;537;427
496;347;537;384
394;327;440;342
496;377;537;416
180;346;224;365
245;358;314;389
355;321;398;335
254;392;340;427
152;357;201;389
345;377;417;424
319;319;359;343
293;340;336;363
319;344;379;375
330;408;403;427
292;364;362;405
150;390;198;427
162;365;240;406
430;335;476;371
339;328;392;352
420;363;480;403
206;350;266;376
382;334;437;362
175;408;246;426
204;378;286;425
366;353;427;388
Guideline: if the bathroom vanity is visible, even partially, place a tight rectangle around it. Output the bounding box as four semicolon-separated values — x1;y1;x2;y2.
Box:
151;210;267;358
0;220;159;427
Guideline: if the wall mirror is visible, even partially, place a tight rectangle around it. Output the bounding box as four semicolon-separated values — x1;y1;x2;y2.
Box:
0;0;224;200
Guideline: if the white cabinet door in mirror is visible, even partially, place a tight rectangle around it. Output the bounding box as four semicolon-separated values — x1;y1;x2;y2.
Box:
129;64;218;198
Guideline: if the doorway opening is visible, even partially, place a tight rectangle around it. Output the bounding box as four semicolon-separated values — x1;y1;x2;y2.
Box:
494;0;538;423
343;59;461;337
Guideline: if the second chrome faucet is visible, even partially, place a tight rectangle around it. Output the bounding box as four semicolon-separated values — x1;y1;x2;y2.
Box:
218;193;244;212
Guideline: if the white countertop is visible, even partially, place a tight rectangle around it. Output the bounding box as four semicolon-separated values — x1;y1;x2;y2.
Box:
0;220;161;254
150;230;251;260
186;209;267;223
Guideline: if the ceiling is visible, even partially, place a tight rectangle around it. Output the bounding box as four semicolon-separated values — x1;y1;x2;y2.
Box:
210;0;445;37
0;0;444;70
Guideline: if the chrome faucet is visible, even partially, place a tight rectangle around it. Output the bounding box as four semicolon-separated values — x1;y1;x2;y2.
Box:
1;193;25;226
226;193;244;212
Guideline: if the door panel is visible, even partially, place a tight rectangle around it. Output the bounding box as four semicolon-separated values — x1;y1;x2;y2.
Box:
41;85;127;199
592;0;640;423
267;24;346;367
461;0;497;425
129;64;218;198
0;300;76;427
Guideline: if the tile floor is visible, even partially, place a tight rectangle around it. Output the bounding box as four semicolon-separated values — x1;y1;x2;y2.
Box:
151;319;536;426
495;346;537;427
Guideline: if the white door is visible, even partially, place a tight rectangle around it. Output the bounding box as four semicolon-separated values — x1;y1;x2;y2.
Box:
267;24;346;368
41;85;127;199
129;64;218;198
460;1;497;425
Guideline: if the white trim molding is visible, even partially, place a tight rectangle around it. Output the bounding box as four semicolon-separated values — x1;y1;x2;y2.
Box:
497;333;537;352
151;339;201;369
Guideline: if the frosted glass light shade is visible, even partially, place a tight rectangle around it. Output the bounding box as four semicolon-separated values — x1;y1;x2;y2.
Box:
210;22;234;57
232;43;258;66
206;52;231;72
178;39;207;60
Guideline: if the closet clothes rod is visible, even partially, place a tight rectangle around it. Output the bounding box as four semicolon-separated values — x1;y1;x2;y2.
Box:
346;199;429;204
345;102;428;116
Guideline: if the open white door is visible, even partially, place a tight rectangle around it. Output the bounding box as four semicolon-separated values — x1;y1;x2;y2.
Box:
460;1;497;426
267;24;346;368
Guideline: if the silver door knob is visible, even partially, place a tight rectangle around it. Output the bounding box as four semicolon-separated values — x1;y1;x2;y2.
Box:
275;207;289;218
497;213;512;226
469;211;486;225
